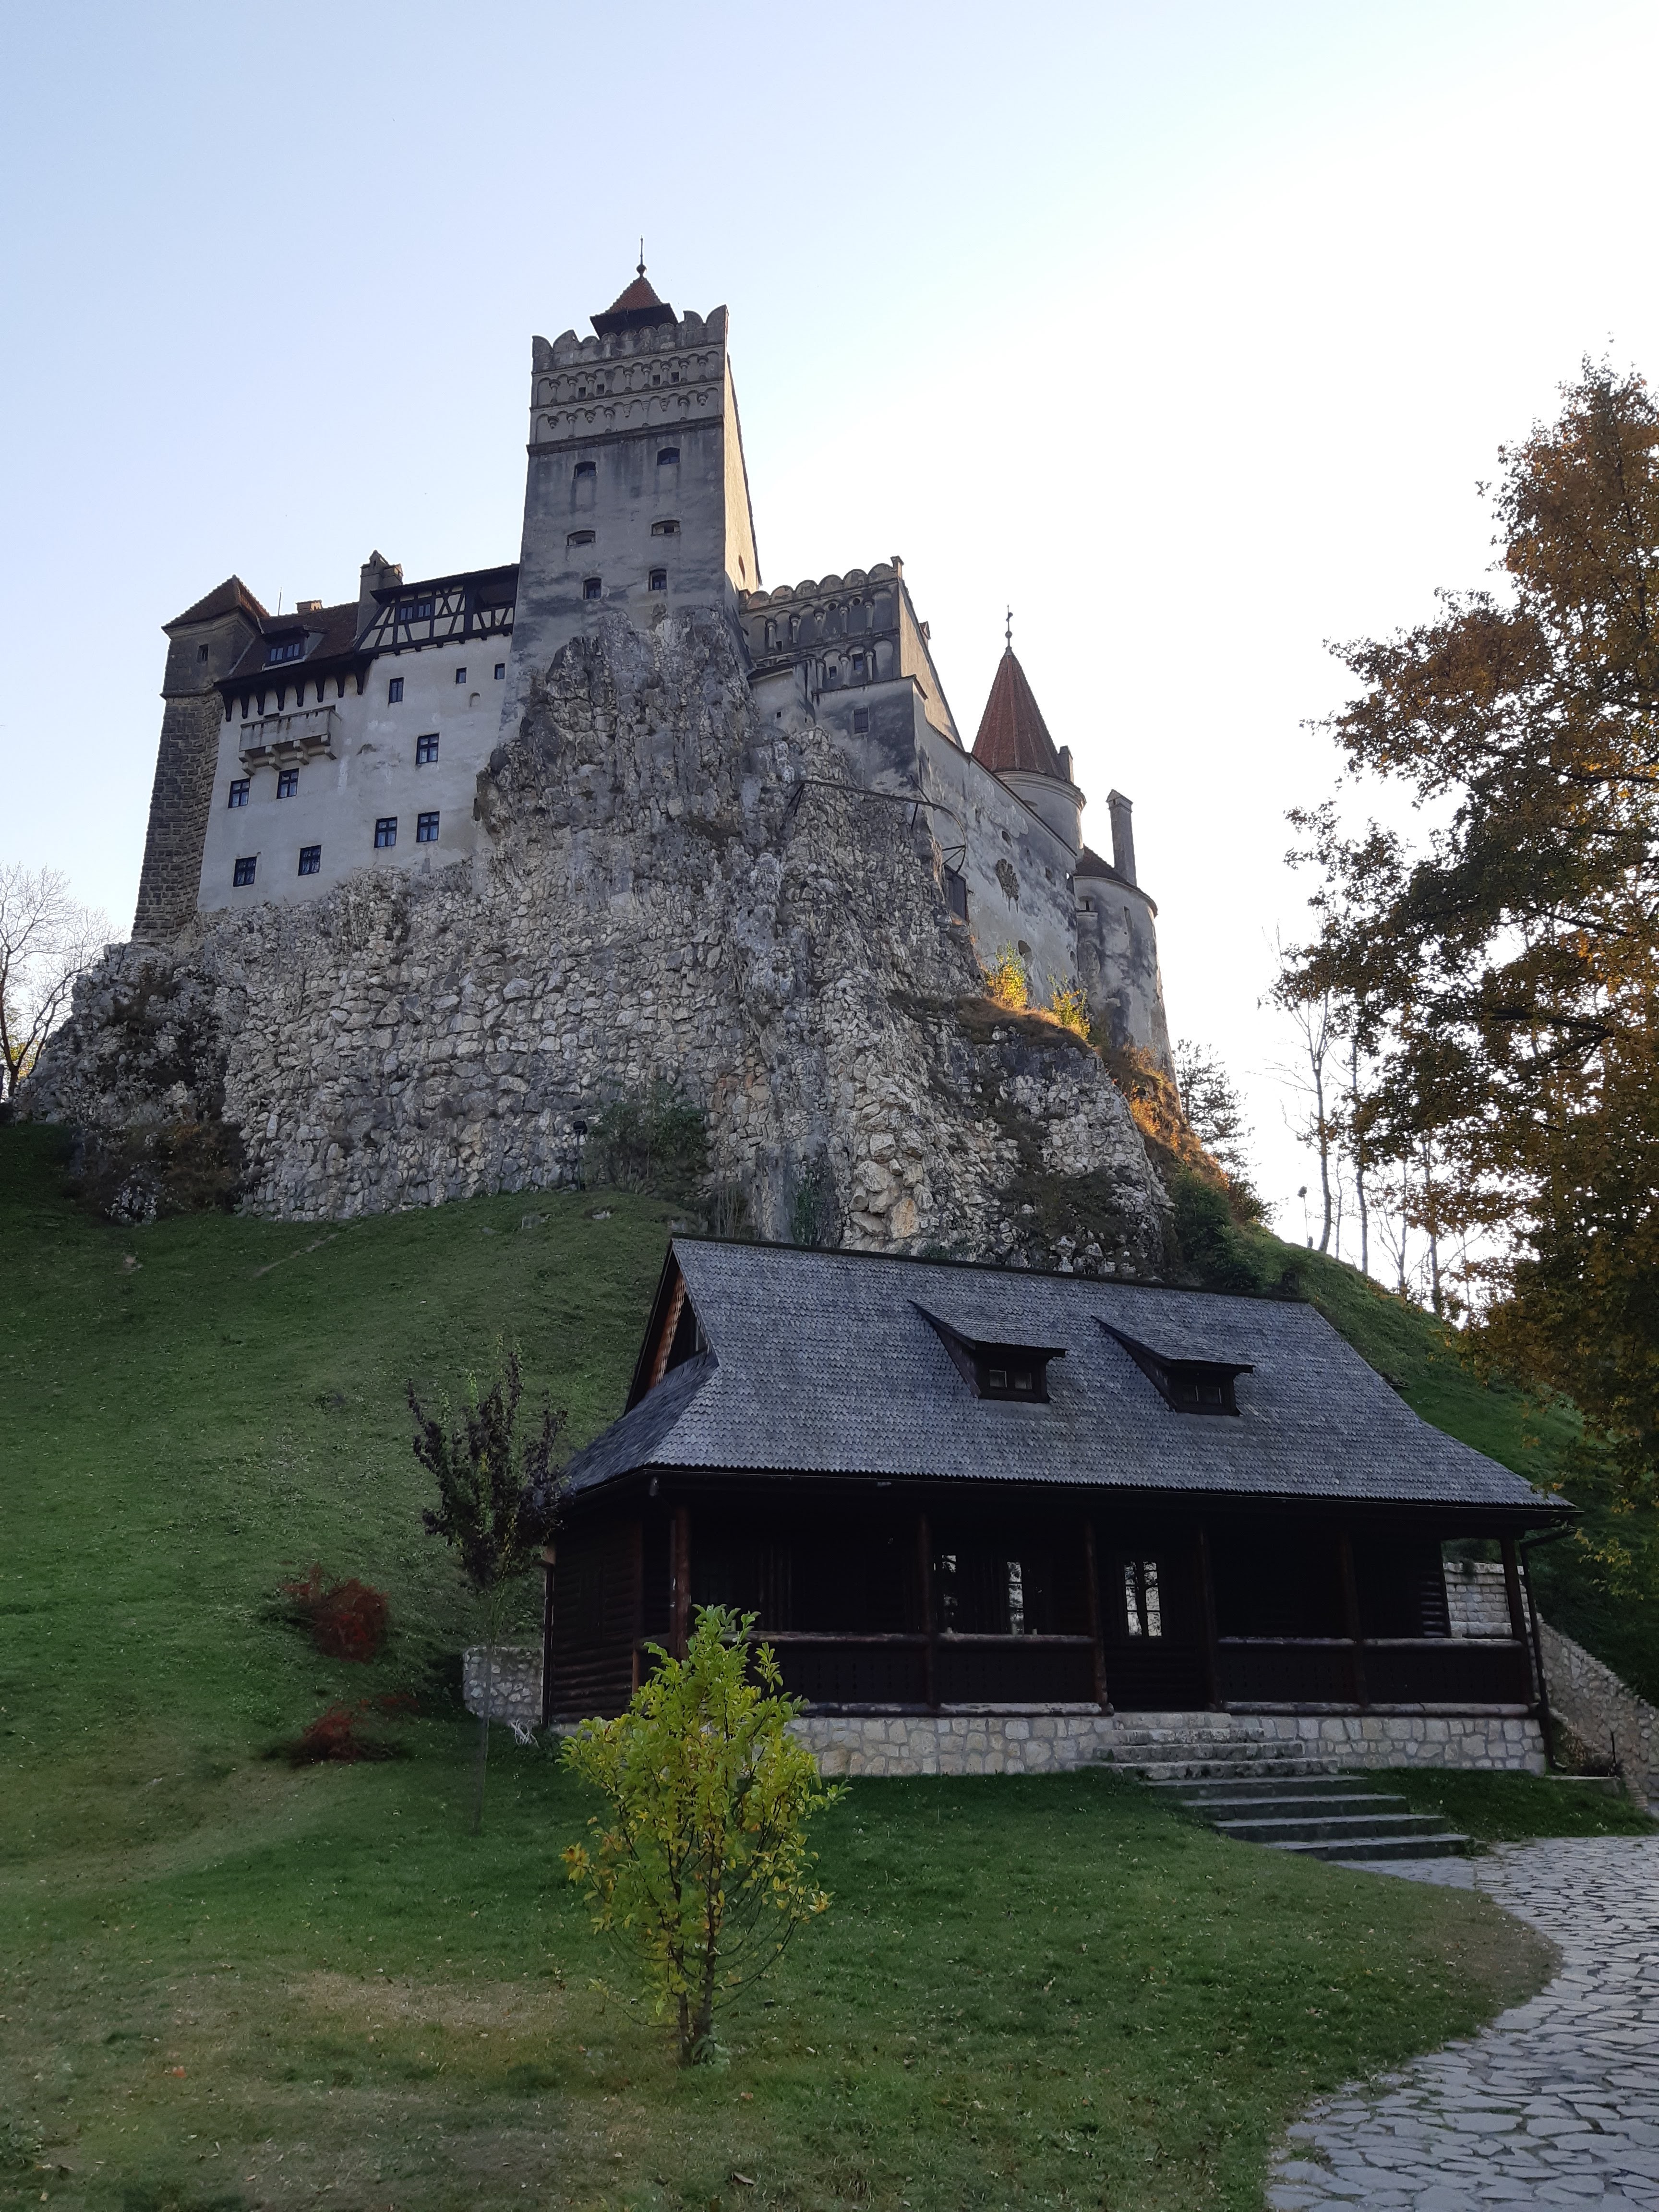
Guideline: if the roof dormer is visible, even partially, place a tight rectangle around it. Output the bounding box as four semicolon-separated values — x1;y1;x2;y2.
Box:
915;1303;1064;1403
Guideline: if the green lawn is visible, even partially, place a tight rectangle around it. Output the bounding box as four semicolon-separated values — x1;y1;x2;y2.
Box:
1381;1768;1654;1843
0;1125;1618;2211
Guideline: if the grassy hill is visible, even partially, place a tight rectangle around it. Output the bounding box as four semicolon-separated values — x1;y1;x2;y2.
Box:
0;1124;1647;2212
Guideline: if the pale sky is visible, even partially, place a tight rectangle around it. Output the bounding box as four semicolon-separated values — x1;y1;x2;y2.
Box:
5;0;1656;1245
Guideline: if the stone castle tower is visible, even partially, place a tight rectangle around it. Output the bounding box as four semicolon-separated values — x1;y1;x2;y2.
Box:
37;271;1176;1262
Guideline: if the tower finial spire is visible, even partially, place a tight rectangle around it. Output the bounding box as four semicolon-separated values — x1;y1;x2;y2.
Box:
1005;604;1013;650
637;236;646;279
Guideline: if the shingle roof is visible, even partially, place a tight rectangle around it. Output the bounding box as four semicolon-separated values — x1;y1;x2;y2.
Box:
562;1241;1561;1516
971;647;1065;780
166;576;269;631
220;599;363;685
592;272;677;337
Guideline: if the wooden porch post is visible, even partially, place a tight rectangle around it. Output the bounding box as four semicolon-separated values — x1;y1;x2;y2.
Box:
1337;1528;1369;1709
539;1543;556;1731
1082;1520;1111;1713
1196;1525;1223;1710
916;1512;938;1712
1506;1535;1557;1768
670;1505;692;1660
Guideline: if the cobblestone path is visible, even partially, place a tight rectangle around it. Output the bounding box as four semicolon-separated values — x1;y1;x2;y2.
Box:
1266;1836;1659;2210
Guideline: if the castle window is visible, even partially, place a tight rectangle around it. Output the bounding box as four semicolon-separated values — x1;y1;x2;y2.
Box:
650;518;680;536
387;677;404;704
764;620;777;651
494;662;505;680
399;596;434;624
233;856;257;887
573;460;596;510
197;643;209;662
649;568;668;593
852;652;866;675
583;577;602;601
228;779;250;808
852;708;869;734
416;811;440;843
374;817;397;849
276;767;299;799
416;733;439;765
944;866;969;923
568;529;596;548
455;666;466;685
298;845;321;877
264;637;304;665
656;446;679;466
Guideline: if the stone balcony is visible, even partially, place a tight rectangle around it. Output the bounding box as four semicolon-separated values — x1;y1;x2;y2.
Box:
237;704;338;767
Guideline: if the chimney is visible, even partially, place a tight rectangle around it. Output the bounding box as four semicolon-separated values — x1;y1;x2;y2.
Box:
296;599;322;615
1057;744;1074;785
358;551;402;632
1107;790;1137;886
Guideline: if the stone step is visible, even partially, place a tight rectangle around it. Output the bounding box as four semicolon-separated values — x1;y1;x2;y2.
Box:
1172;1789;1410;1817
1268;1830;1472;1863
1209;1811;1447;1846
1110;1755;1343;1782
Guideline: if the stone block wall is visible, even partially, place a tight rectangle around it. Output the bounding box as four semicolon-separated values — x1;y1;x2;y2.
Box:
1539;1619;1659;1807
461;1644;543;1731
462;1647;1545;1779
1444;1558;1515;1637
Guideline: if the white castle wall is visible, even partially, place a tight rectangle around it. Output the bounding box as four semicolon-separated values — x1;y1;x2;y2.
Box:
196;637;504;912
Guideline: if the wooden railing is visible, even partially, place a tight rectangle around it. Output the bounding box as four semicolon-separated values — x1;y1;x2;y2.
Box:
1217;1635;1533;1709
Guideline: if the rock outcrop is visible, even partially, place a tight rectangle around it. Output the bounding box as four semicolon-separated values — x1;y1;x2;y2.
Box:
27;611;1169;1268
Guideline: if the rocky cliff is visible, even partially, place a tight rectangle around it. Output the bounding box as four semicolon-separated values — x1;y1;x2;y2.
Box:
27;612;1169;1271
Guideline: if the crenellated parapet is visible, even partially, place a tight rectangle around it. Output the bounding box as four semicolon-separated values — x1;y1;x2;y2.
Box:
527;307;731;453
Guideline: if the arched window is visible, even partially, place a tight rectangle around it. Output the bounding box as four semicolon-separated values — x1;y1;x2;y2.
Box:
568;529;595;548
573;460;596;512
656;446;679;468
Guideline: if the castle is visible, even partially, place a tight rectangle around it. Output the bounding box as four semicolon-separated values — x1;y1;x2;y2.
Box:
32;274;1177;1259
132;269;1171;1075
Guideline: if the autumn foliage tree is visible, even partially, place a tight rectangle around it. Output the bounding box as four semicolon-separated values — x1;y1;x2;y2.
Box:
563;1607;836;2066
1278;361;1659;1496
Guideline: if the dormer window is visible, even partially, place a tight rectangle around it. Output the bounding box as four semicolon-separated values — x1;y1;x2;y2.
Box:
915;1304;1063;1403
1099;1322;1251;1417
264;637;304;665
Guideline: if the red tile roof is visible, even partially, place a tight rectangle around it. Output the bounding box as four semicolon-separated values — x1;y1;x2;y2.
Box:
591;272;677;337
166;576;269;631
970;647;1064;779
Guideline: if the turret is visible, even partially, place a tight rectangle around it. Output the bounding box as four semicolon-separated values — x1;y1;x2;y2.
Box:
968;642;1083;854
503;264;760;737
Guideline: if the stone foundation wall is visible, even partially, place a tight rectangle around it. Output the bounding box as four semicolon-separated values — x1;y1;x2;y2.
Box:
1539;1620;1659;1806
463;1647;1545;1779
792;1708;1546;1779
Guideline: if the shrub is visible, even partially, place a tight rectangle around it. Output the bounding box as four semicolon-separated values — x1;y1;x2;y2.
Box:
280;1693;415;1766
563;1606;838;2066
1047;979;1092;1040
583;1080;708;1200
280;1566;389;1661
982;947;1029;1011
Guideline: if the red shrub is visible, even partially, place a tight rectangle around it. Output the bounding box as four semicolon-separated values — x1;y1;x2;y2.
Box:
282;1692;416;1766
280;1566;389;1661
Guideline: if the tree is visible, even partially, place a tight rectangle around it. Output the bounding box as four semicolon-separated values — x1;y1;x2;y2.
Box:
1278;361;1659;1491
1265;975;1338;1253
409;1347;566;1831
0;864;110;1099
562;1606;837;2067
1172;1038;1261;1202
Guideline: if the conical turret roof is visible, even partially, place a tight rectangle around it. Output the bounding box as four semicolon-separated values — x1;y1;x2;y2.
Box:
592;269;677;337
971;646;1065;780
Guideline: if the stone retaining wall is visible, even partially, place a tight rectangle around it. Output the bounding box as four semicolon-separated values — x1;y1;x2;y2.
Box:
1539;1620;1659;1807
461;1644;542;1732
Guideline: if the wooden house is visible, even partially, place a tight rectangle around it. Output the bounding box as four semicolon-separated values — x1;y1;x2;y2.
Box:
541;1240;1566;1731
